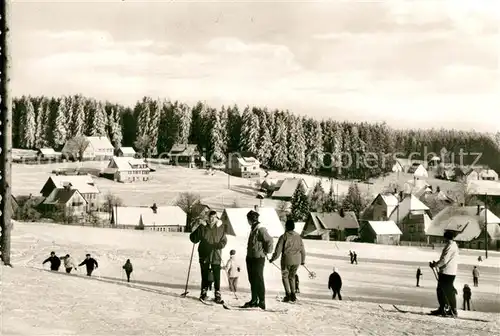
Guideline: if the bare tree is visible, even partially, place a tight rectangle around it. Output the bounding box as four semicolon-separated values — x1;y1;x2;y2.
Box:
174;192;203;232
452;182;480;206
276;200;290;221
63;136;89;161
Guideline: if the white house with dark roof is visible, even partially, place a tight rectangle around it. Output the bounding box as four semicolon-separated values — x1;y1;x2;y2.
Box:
40;174;100;209
116;147;136;158
111;205;187;232
227;153;261;178
302;210;359;241
359;220;402;245
40;186;88;218
103;156;150;183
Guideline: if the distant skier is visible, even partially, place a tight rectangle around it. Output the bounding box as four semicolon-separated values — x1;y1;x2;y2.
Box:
349;250;353;264
42;251;61;271
416;267;422;287
352;251;358;264
79;254;99;276
122;259;133;282
223;249;241;295
429;229;459;317
328;267;342;300
189;210;227;304
242;210;273;310
270;219;306;303
462;284;471;311
472;266;479;287
60;254;77;273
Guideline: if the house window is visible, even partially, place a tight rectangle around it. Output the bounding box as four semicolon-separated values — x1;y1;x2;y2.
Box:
409;225;414;233
243;167;247;171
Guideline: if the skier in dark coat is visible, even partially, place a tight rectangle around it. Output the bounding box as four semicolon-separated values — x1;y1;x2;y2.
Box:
270;219;306;303
242;210;274;310
43;251;61;271
462;284;471;311
189;210;227;304
352;251;358;264
79;254;99;276
122;259;133;282
416;267;422;287
328;267;342;300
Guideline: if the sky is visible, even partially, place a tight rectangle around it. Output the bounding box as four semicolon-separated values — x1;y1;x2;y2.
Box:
10;0;500;132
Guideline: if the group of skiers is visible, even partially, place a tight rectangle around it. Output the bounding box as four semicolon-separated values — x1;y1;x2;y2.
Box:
189;209;344;310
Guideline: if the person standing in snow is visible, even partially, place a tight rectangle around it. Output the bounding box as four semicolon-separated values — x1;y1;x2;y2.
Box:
429;229;459;316
43;251;61;271
352;251;358;264
223;249;241;294
269;219;306;303
462;284;471;311
416;267;422;287
79;254;99;277
243;210;273;310
122;259;133;282
472;266;479;287
60;254;78;273
189;210;227;304
328;267;342;300
349;250;353;264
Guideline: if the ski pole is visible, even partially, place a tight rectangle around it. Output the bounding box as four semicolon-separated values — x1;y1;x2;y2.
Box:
302;264;317;279
181;243;196;297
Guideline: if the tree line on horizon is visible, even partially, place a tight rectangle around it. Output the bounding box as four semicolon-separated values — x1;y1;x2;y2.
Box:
12;95;500;179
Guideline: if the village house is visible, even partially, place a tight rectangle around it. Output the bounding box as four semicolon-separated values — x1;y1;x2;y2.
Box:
408;163;428;178
427;155;441;169
388;194;432;242
103;156;150;183
271;178;309;201
221;206;284;237
40;186;88;220
363;193;399;221
227;153;261;178
61;136;114;161
403;179;432;198
359;220;402;245
167;144;202;168
40;174;100;210
37;148;62;160
111;204;187;232
427;205;500;250
115;147;136;158
302;210;359;241
466;168;499;182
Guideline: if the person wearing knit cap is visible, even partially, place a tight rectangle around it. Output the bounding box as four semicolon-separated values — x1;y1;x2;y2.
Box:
242;209;273;310
270;219;306;303
429;229;459;316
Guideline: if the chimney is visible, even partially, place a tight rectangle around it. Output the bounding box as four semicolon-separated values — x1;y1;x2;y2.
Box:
254;205;259;212
151;203;158;214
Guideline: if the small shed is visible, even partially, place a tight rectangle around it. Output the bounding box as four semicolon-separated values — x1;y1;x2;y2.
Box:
360;220;402;245
271;178;309;201
408;163;428;178
167;144;201;168
37;148;62;160
116;147;136;157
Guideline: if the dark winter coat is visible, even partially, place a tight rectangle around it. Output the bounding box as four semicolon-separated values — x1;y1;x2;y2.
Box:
123;261;133;273
328;272;342;290
43;256;61;270
416;268;422;278
79;257;98;271
270;231;306;267
189;220;227;265
463;286;471;299
246;223;273;259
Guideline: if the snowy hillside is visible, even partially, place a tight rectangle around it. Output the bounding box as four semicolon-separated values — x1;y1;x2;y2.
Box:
2;222;500;335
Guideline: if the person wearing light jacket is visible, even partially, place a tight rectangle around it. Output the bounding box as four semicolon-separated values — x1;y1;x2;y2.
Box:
429;229;459;316
223;249;241;294
189;210;227;304
270;219;306;303
242;210;273;310
60;254;78;274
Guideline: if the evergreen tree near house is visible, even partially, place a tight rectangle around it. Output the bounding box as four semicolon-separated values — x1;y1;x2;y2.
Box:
303;118;324;174
287;114;307;172
108;108;123;148
257;110;273;168
271;112;288;170
91;101;107;136
71;95;86;138
341;183;367;218
209;108;227;163
23;98;36;149
290;182;310;222
34;98;49;148
147;98;162;155
134;97;152;155
239;106;260;154
52;97;68;147
309;180;326;212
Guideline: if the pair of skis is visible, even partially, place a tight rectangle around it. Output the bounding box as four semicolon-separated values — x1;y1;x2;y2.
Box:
199;297;288;313
381;304;490;323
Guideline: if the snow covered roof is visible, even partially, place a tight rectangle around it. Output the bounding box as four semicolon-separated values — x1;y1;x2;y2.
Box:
86;136;114;150
221;207;284;237
44;174;99;194
109;157;148;171
113;206;186;227
379;193;399;207
367;221;402;235
236;156;261;166
271;178;308;199
294;221;306;235
38;148;59;155
468;180;500;196
388;194;428;222
168;144;199;156
43;188;87;205
118;147;136;155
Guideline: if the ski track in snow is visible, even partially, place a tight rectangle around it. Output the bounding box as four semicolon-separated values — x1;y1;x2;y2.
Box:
2;222;500;335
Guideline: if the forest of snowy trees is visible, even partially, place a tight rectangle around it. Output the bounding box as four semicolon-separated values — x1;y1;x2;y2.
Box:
12;95;500;180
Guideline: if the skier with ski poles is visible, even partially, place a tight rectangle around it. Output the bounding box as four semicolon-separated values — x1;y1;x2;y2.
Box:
429;229;459;317
189;210;227;304
269;219;306;303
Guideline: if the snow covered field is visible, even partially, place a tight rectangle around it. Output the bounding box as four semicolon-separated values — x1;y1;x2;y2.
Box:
2;222;499;335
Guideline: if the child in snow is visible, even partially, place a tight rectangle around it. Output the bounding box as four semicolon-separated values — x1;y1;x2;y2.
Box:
60;254;78;273
122;259;133;282
223;249;241;294
463;284;471;310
